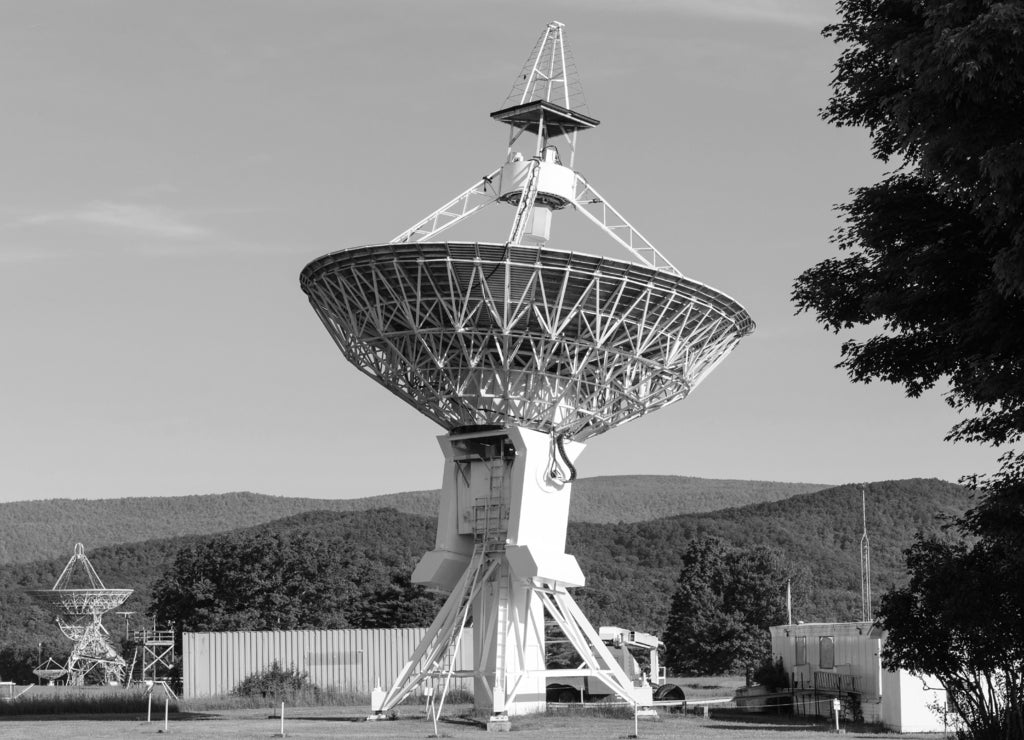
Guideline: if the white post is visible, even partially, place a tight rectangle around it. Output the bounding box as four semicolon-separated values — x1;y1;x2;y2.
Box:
832;697;840;732
281;702;285;736
787;579;792;625
163;696;169;732
147;692;152;722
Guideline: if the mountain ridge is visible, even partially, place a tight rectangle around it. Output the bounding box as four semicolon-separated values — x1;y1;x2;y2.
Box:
0;475;830;565
0;477;967;679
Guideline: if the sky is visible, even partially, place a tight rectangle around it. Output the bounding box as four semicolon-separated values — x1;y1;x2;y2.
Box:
0;0;1004;504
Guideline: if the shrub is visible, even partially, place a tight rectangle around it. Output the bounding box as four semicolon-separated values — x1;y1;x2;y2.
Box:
752;657;788;692
233;661;319;700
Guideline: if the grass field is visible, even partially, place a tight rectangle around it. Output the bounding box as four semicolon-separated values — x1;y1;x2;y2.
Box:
0;677;947;739
0;704;948;740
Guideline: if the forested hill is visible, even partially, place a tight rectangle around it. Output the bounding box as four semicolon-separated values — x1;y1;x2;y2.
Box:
570;478;970;633
0;476;828;565
0;509;440;668
0;477;965;671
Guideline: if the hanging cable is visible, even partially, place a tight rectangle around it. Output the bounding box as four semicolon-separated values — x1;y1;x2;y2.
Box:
556;433;577;482
548;432;577;483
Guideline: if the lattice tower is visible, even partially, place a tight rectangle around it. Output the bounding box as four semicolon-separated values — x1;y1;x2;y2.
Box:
301;22;754;727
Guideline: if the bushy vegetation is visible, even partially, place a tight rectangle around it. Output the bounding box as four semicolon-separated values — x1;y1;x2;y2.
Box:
234;661;318;700
150;511;442;633
752;658;788;692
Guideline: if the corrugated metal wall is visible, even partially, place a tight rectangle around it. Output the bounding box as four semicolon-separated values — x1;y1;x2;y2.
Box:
183;628;474;699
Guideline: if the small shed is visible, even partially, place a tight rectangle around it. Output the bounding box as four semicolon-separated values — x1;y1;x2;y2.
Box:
768;621;948;733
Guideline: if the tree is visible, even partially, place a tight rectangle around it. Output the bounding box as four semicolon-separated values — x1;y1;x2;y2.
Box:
793;1;1024;452
794;3;1024;737
149;527;439;634
151;530;355;632
879;532;1024;740
663;538;786;675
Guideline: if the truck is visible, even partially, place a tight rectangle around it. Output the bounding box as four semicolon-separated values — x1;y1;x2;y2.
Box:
546;626;686;705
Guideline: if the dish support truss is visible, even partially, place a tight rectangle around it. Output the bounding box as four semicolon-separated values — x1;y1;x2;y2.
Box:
57;613;128;686
371;426;651;726
391;158;681;277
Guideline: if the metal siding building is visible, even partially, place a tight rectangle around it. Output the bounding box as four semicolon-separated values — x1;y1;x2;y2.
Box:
768;622;947;732
183;628;474;699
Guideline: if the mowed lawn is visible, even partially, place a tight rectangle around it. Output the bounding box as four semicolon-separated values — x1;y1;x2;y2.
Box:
0;706;945;740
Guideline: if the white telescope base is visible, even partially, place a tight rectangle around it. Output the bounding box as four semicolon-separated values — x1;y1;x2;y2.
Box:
372;426;649;722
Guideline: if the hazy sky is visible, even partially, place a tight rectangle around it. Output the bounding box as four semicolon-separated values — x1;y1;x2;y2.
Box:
0;1;1003;504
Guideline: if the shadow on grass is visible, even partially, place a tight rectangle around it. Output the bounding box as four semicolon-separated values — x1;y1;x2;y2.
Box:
276;714;375;723
706;711;832;733
278;710;472;724
706;710;899;736
0;711;215;723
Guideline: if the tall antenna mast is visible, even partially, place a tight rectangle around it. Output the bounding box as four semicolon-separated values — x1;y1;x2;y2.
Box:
860;486;872;621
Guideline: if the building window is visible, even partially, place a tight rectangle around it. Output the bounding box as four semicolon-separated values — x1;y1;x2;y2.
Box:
795;636;806;665
820;636;835;669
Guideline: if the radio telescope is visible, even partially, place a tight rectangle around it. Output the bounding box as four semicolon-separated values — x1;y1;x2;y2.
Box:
301;22;754;726
27;543;132;686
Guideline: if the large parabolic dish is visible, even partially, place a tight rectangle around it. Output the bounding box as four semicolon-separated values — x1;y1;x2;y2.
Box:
301;21;755;724
301;242;752;441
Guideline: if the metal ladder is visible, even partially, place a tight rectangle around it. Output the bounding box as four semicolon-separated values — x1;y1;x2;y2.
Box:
475;458;508;546
483;456;512;715
507;158;541;245
492;562;512;714
126;647;139;686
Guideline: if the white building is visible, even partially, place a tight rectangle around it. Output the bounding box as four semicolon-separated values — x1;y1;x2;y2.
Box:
769;622;948;733
183;627;474;699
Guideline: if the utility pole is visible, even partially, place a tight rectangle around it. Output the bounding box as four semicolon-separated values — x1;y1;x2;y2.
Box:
116;610;135;641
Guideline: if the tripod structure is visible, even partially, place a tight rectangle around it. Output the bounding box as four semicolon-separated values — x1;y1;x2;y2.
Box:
301;22;754;725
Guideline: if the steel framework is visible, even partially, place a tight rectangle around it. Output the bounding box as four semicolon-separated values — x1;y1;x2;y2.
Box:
27;543;132;686
302;242;751;441
300;21;754;727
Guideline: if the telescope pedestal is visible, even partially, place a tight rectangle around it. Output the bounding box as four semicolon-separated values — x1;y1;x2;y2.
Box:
376;426;645;720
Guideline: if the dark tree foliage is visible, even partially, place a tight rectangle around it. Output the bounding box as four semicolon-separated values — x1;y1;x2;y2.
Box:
880;536;1024;739
794;0;1024;450
151;530;356;632
796;2;1024;738
662;538;786;676
149;510;440;634
881;458;1024;740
